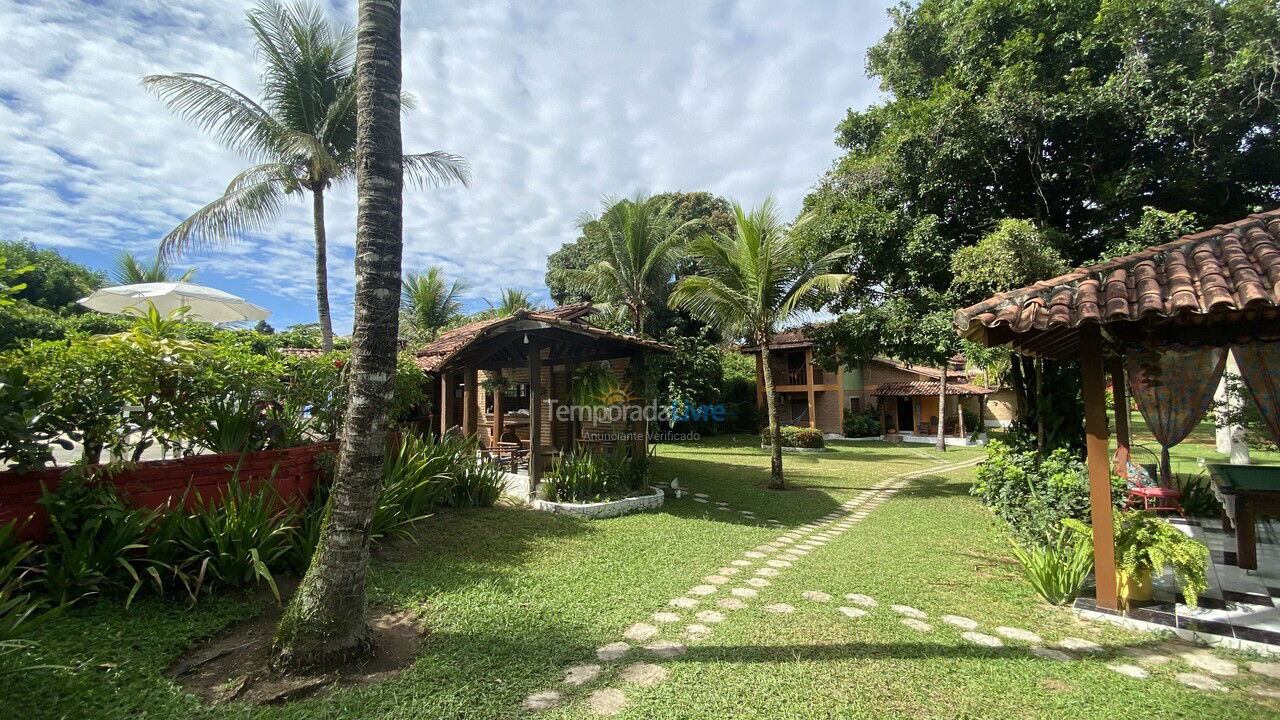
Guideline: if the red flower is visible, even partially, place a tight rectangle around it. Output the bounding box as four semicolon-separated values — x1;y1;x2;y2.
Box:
334;359;345;369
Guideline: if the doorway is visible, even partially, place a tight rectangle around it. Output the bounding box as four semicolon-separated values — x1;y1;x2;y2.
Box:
896;397;914;433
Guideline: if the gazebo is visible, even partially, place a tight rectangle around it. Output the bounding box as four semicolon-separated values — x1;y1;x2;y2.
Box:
413;304;671;494
955;210;1280;610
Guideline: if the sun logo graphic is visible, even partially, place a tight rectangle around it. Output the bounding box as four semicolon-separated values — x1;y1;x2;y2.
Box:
592;377;639;406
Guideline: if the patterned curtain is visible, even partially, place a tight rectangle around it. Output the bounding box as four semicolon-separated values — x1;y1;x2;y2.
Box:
1127;346;1227;483
1233;343;1280;446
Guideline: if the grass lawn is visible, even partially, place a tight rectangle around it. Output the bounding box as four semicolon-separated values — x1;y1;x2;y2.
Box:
3;437;1277;719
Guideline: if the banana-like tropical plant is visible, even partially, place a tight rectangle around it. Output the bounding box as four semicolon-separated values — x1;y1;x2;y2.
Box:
402;266;469;341
110;251;196;285
142;0;470;353
668;197;851;489
552;194;701;335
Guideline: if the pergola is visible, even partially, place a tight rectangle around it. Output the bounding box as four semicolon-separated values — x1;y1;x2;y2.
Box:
413;305;670;491
871;380;993;437
954;210;1280;609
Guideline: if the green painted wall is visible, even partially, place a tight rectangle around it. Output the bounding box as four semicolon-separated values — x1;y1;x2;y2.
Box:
842;363;863;391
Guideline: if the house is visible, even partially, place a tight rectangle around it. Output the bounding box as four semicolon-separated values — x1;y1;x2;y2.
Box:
741;328;1017;442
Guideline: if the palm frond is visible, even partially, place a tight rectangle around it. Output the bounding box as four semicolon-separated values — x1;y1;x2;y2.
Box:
161;173;289;258
140;73;283;159
403;152;472;189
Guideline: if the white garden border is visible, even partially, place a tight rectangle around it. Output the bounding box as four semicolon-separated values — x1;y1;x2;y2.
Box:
532;487;665;519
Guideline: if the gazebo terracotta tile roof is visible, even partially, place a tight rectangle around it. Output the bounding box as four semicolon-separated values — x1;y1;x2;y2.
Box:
955;210;1280;349
872;381;993;397
412;303;669;373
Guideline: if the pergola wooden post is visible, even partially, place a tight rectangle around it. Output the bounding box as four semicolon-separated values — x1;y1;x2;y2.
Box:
804;347;817;429
492;377;504;443
439;371;454;435
462;368;478;437
1110;357;1130;453
1081;326;1119;610
527;343;543;496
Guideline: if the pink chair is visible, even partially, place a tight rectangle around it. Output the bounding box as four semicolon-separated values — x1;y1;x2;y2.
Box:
1114;447;1184;515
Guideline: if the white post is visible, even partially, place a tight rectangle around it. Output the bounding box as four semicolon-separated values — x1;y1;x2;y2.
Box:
1215;350;1250;465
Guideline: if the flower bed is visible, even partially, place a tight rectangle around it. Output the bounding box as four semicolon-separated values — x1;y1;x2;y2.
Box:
0;442;336;541
531;487;664;519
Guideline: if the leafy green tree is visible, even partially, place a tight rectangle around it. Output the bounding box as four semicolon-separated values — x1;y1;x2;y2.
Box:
1095;207;1202;262
0;240;105;311
669;199;850;488
110;251;197;285
550;194;705;335
401;266;468;341
0;256;31;307
143;0;469;353
949;219;1067;307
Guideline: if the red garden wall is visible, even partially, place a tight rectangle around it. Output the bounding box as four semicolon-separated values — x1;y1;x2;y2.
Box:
0;442;337;542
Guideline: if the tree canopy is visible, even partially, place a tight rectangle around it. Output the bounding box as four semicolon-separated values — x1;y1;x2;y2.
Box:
0;240;104;311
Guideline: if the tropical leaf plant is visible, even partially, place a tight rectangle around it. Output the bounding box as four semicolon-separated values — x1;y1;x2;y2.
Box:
110;251;196;285
1008;526;1094;605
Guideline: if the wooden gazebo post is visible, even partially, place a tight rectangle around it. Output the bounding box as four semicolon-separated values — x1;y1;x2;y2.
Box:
1081;326;1119;610
463;368;478;437
439;371;454;435
493;378;504;443
527;341;543;496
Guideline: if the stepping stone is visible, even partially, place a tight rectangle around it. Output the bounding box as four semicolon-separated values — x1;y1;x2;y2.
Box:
901;618;933;632
940;615;978;630
586;687;626;716
746;577;771;588
652;611;681;623
684;623;712;638
696;610;726;623
693;498;709;503
767;559;792;568
564;663;603;687
644;640;687;658
764;603;796;614
790;548;811;556
731;587;758;598
744;551;766;559
1181;651;1239;676
693;493;709;499
844;594;878;607
715;501;728;506
688;585;718;596
962;632;1004;648
716;506;731;511
596;642;630;662
669;597;698;609
838;606;867;619
1028;647;1073;662
1250;686;1280;699
522;689;565;711
1176;672;1227;692
1056;637;1103;653
795;544;817;551
619;662;668;686
1248;661;1280;679
1121;646;1172;666
756;568;780;577
740;510;754;516
731;559;753;567
703;575;730;585
775;537;794;544
995;627;1042;643
717;567;741;576
717;597;748;610
1106;663;1149;679
624;624;659;642
802;590;832;603
754;545;777;553
778;553;800;561
890;605;927;619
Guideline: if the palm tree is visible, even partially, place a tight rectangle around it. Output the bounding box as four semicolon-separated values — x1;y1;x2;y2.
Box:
668;198;850;489
551;194;699;335
273;0;406;669
402;266;468;341
488;287;538;316
110;251;196;285
143;0;469;352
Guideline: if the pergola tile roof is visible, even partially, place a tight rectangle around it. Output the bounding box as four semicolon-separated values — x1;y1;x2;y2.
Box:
955;210;1280;356
872;381;993;397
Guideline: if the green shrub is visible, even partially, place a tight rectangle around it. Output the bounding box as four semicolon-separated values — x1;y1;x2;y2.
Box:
843;408;881;437
544;445;652;503
763;425;825;448
1008;526;1094;605
1171;469;1223;517
971;440;1120;545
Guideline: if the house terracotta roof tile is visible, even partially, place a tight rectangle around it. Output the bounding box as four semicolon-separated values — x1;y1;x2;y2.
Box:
872;381;993;397
412;304;668;373
955;209;1280;342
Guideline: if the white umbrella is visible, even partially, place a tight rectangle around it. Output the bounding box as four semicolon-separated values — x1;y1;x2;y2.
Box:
78;282;271;325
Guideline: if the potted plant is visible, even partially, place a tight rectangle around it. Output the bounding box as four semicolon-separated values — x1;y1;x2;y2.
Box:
1066;510;1209;609
480;372;511;396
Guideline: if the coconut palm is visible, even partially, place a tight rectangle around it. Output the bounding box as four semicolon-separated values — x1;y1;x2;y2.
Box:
487;287;539;316
551;194;700;335
110;251;197;285
273;0;407;669
668;198;851;489
401;266;468;341
143;0;469;352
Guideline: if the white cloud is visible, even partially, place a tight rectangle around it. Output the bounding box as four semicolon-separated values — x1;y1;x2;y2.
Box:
0;0;892;330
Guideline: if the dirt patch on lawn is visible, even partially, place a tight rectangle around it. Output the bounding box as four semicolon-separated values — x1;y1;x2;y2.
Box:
168;603;425;706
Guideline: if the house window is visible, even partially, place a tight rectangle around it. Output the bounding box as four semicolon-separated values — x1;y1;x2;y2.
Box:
848;397;862;414
484;383;530;412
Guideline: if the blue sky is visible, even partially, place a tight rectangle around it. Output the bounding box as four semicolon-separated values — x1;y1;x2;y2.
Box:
0;0;892;331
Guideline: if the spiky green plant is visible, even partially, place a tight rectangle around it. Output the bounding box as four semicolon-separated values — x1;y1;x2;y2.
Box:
110;251;196;285
1008;526;1094;605
402;267;469;341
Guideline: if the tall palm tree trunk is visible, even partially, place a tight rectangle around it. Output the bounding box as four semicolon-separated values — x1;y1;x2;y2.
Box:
273;0;404;669
760;341;785;489
312;185;335;353
936;371;947;452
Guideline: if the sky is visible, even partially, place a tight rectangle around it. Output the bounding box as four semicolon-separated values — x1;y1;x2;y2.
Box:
0;0;894;332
